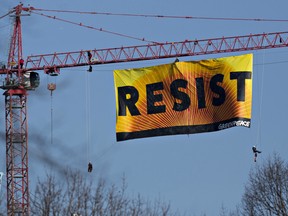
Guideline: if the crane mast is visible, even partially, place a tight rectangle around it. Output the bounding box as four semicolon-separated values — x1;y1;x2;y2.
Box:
1;3;288;216
2;4;30;216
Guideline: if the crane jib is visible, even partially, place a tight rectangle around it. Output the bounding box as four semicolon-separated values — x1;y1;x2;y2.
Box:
22;31;288;72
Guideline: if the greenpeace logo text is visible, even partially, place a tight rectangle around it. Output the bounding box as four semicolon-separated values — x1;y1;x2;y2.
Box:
218;120;250;130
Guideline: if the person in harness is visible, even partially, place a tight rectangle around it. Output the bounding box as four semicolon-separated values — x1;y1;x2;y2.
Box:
87;51;93;72
19;58;24;69
252;146;261;162
88;162;93;173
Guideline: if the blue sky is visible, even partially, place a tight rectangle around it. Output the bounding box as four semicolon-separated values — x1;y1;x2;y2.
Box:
1;0;288;215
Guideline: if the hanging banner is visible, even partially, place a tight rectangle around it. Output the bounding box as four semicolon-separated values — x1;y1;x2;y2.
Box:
114;54;253;141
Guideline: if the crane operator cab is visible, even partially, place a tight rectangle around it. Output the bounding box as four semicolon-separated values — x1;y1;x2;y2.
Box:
22;71;40;90
0;71;40;90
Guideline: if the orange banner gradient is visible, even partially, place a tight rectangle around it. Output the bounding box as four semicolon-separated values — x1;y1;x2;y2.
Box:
114;54;253;141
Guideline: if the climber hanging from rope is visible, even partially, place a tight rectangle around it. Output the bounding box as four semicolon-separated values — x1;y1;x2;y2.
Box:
252;146;261;162
88;161;93;173
87;51;93;72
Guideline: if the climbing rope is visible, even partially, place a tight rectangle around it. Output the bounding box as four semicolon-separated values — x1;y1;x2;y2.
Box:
85;70;91;165
255;51;265;150
47;77;57;145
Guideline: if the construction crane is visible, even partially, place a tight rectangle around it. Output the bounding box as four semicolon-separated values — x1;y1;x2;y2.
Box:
1;3;288;216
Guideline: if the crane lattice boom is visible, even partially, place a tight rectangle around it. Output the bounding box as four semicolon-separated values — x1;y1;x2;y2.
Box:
1;31;287;75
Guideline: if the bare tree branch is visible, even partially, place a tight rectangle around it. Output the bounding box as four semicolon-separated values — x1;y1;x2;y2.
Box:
30;168;184;216
241;153;288;216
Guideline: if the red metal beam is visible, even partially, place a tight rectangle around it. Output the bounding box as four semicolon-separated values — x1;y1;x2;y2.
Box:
3;4;30;215
1;31;287;74
5;89;29;215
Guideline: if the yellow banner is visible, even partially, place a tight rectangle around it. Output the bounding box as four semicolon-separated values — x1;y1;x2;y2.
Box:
114;54;253;141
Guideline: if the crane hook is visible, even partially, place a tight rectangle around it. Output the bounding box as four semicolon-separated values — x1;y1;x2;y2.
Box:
47;83;56;96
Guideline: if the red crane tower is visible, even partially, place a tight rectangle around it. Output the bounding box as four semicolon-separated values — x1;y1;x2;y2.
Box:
1;3;288;215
